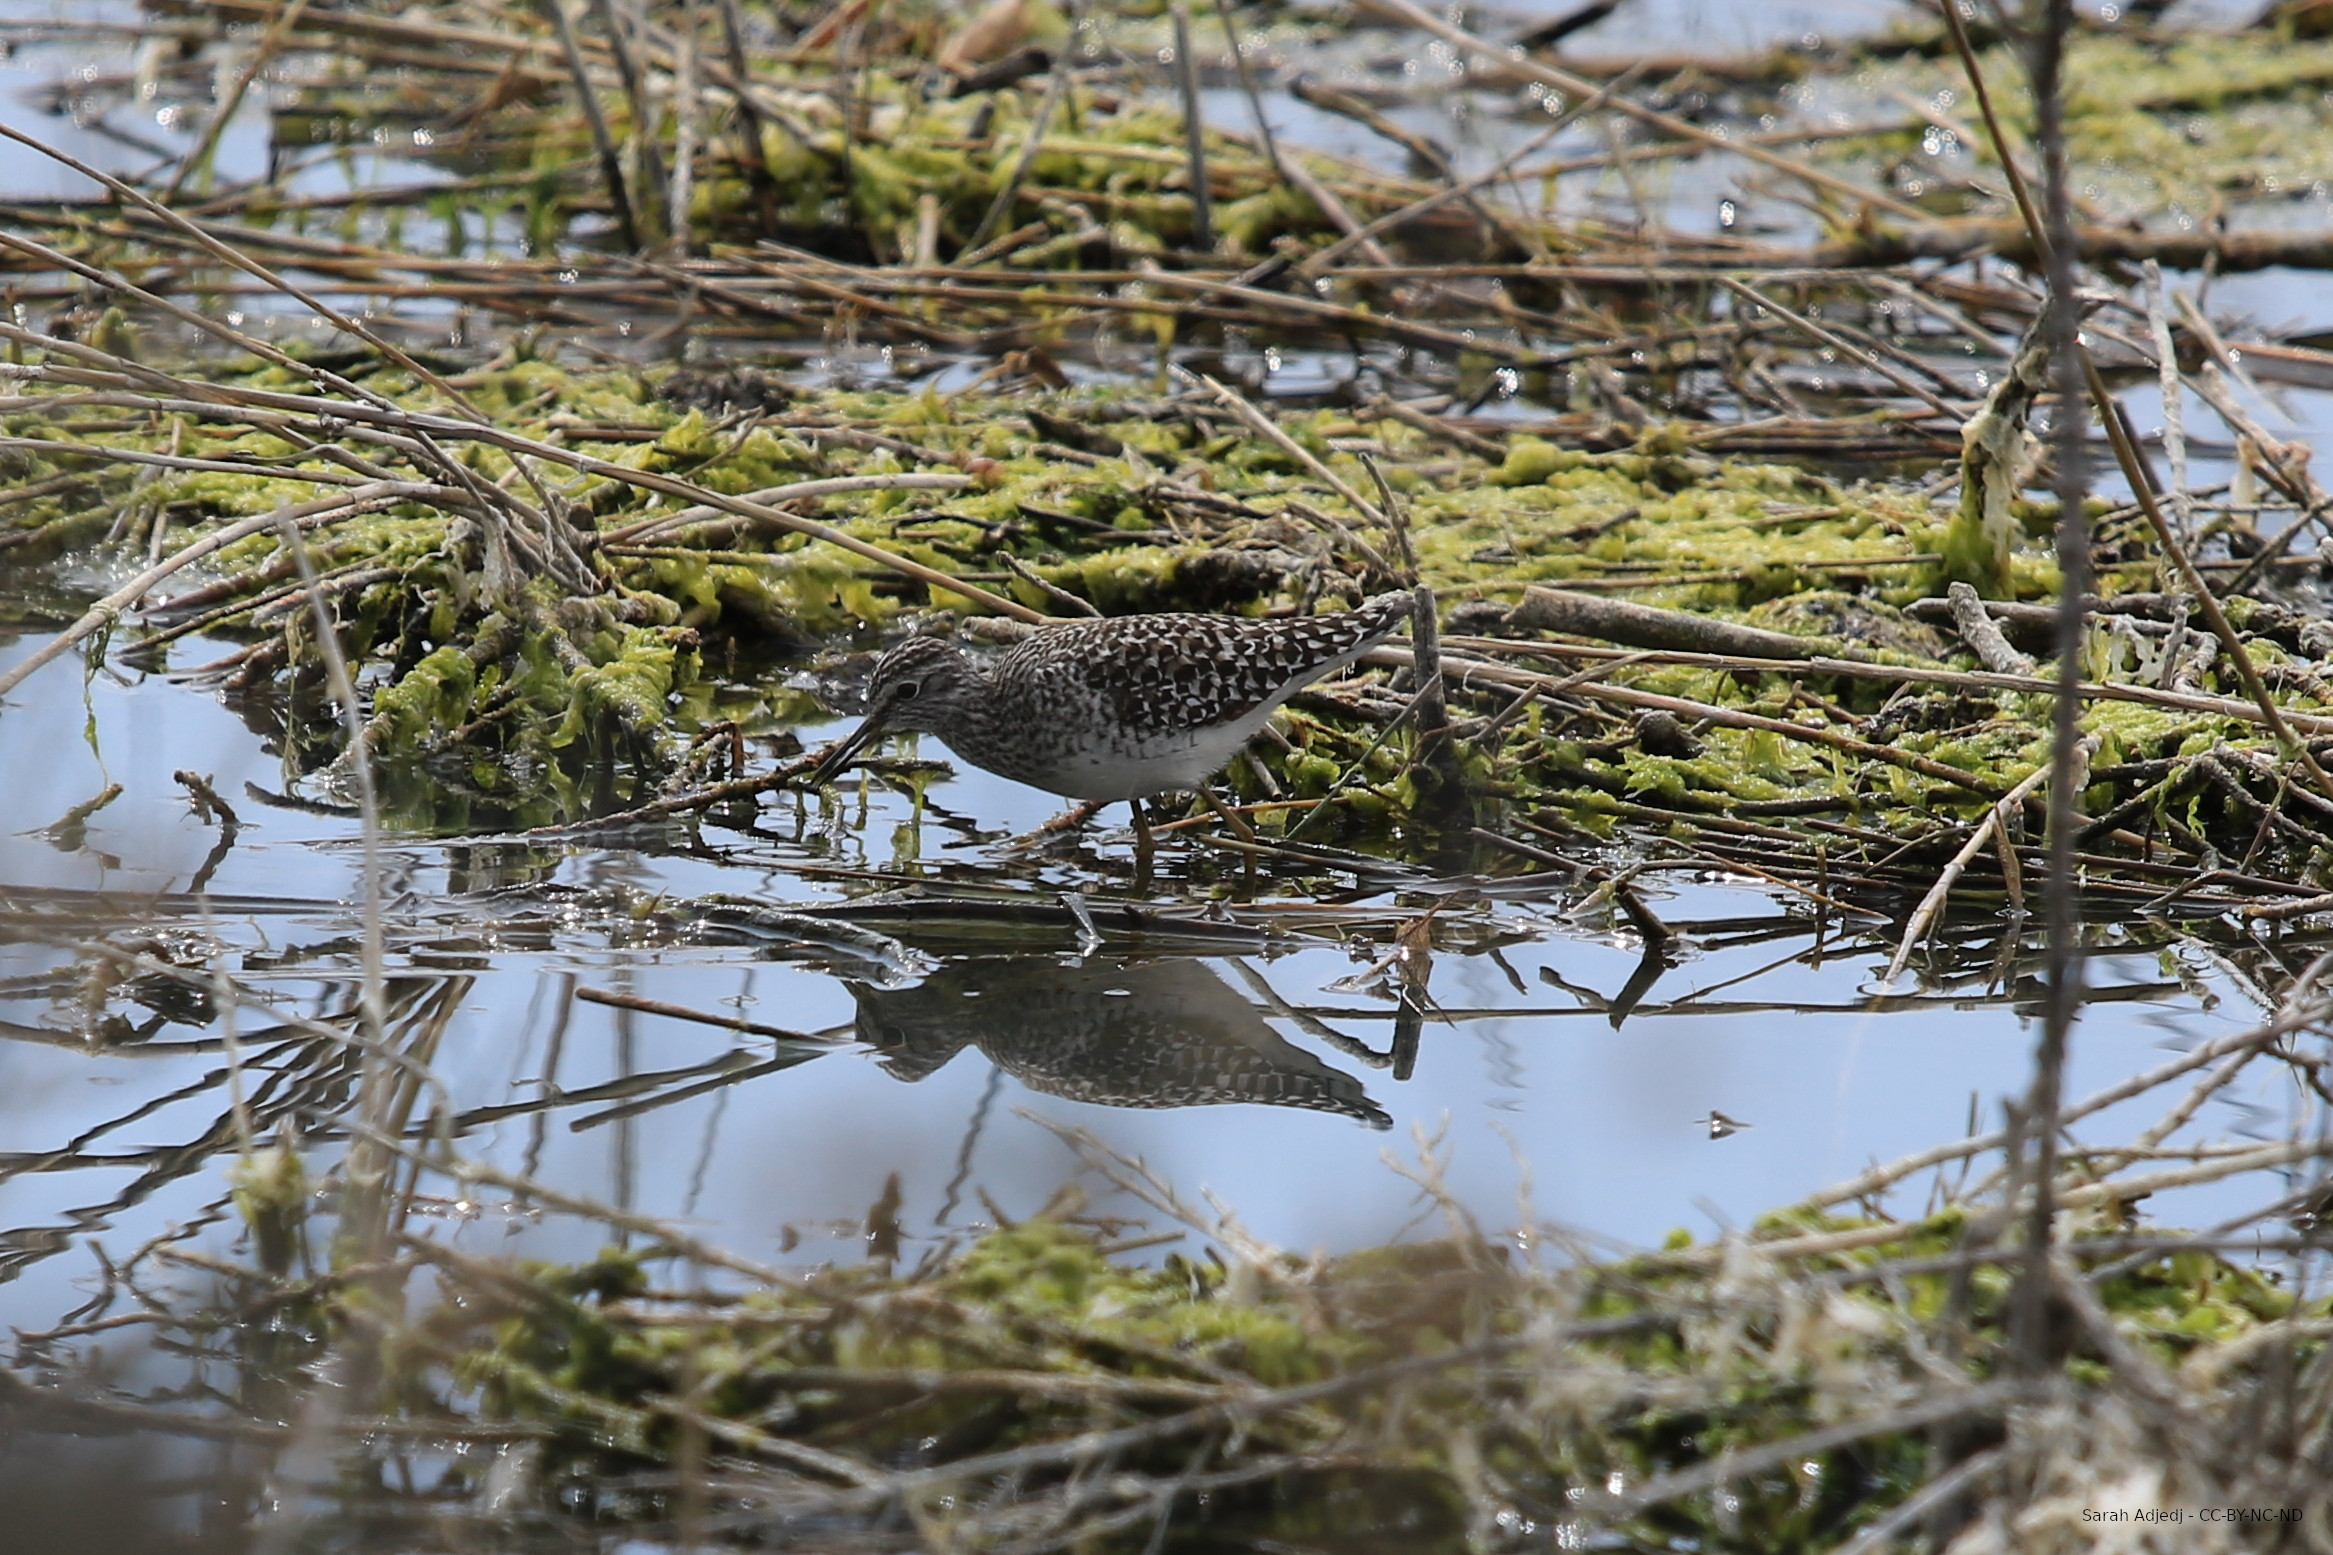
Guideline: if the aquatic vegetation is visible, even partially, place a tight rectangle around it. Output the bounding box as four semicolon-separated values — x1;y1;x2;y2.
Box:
135;1148;2319;1553
7;2;2333;1549
1838;13;2333;227
255;4;1452;266
4;334;2332;919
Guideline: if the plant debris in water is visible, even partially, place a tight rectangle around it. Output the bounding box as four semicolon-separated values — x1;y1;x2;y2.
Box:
6;0;2333;1548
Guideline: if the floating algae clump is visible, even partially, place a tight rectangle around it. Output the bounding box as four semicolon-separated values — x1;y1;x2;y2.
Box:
369;643;479;750
549;624;694;759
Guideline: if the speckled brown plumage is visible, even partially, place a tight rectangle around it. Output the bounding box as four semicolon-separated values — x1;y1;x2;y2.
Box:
831;593;1412;801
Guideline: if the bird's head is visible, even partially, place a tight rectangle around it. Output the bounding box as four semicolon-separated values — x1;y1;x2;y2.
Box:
806;636;985;785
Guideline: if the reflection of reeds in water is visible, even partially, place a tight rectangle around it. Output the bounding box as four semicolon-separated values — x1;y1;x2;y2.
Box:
852;955;1390;1127
0;876;2331;1548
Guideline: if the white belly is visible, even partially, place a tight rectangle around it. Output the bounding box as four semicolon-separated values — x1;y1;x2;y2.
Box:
1033;705;1278;801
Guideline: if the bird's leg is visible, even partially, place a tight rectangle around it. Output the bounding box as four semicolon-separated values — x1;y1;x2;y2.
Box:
1130;799;1155;888
1198;785;1258;845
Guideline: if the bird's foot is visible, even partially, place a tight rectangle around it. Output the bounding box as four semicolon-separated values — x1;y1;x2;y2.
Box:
1001;799;1110;851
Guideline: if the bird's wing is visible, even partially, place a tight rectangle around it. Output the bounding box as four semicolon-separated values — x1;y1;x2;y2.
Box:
1010;599;1410;736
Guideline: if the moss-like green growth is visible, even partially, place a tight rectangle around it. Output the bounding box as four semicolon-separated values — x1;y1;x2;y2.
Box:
10;343;2331;893
1833;16;2333;226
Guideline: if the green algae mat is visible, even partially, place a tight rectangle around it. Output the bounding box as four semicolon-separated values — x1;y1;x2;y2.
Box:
7;347;2333;928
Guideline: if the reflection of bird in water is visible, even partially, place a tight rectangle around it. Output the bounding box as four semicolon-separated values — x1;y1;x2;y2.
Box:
850;957;1391;1128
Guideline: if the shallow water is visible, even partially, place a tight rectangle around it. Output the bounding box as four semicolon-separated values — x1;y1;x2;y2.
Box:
0;0;2321;1335
0;611;2320;1549
0;617;2305;1328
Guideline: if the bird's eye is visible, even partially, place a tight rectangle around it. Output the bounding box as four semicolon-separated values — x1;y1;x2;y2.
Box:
895;680;922;699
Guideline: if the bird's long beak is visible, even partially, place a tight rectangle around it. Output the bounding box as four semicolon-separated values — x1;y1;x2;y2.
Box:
806;684;907;787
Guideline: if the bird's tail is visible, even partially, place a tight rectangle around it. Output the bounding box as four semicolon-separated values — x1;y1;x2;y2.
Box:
1268;590;1415;677
1349;589;1419;641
